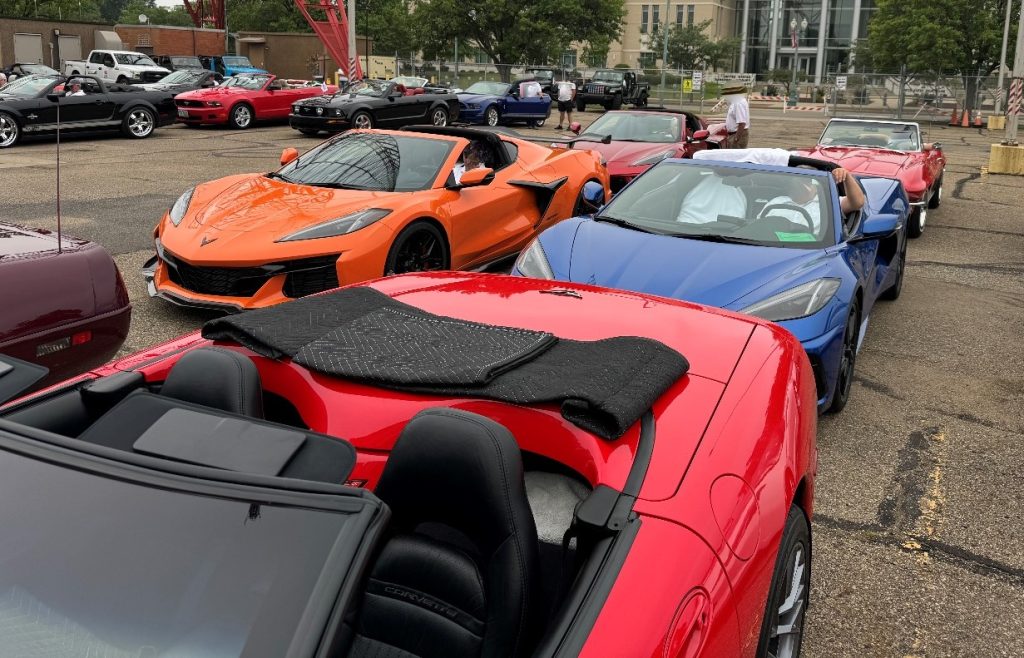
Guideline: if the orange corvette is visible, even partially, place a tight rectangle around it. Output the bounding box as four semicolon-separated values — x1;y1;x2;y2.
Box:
143;126;610;310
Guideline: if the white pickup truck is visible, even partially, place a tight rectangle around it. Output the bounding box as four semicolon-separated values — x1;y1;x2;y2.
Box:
63;50;170;85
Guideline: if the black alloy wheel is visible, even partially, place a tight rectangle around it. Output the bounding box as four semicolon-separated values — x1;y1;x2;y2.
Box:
827;298;860;414
755;507;811;658
384;222;450;275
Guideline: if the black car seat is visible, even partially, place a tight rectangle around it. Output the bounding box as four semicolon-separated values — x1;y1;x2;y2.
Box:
159;347;264;418
347;408;542;658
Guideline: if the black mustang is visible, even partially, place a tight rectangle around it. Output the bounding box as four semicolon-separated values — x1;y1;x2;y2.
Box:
289;79;460;135
136;68;223;94
0;74;176;148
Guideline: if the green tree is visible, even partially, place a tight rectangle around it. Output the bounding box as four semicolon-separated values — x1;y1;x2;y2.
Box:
648;19;739;71
412;0;626;81
228;0;311;33
357;0;418;58
0;0;103;21
865;0;1018;111
118;0;193;27
582;35;611;68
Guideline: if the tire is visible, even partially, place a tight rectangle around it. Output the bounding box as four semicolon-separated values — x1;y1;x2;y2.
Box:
121;106;156;139
71;70;81;76
576;100;586;112
351;110;374;129
484;105;500;127
299;129;320;136
228;103;254;129
928;172;943;209
530;116;546;128
755;507;811;658
880;235;907;301
384;221;450;276
635;93;648;108
0;112;21;149
429;106;449;126
907;206;926;239
827;298;860;414
611;94;623;110
116;75;128;85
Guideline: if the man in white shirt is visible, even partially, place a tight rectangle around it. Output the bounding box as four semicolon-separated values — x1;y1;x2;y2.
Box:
722;85;750;149
676;173;748;224
554;79;576;130
759;168;864;232
65;80;86;96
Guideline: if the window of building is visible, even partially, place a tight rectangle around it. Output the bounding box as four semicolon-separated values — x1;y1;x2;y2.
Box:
639;52;656;69
676;5;684;26
652;5;660;31
687;4;695;26
641;5;649;34
561;50;578;70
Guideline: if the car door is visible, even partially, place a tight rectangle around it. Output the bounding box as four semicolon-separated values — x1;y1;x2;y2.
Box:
59;79;116;123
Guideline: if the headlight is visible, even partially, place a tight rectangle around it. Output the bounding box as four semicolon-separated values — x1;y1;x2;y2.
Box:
466;103;480;109
739;278;841;322
334;108;344;116
204;101;221;107
630;149;676;166
277;208;391;242
514;239;554;280
292;104;300;112
168;187;195;226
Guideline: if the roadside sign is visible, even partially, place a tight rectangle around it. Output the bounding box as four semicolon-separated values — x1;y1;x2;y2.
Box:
836;75;848;90
692;71;703;91
683;79;693;93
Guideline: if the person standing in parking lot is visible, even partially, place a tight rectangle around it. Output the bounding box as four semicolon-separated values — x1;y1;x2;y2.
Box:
722;85;750;148
555;78;576;130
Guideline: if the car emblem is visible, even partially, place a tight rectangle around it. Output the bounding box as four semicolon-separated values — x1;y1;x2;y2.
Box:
200;235;217;246
316;107;324;115
27;113;38;120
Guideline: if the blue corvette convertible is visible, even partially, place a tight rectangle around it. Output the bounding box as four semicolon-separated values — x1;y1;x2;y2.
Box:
513;149;910;412
457;80;552;127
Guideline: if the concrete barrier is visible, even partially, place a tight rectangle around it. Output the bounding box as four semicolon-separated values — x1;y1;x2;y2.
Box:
988;143;1024;175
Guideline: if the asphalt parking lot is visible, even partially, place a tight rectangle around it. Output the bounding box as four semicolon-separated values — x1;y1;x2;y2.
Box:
1;111;1022;657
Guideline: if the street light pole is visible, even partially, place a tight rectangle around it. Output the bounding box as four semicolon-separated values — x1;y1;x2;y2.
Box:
1005;0;1024;144
995;0;1013;115
789;17;807;107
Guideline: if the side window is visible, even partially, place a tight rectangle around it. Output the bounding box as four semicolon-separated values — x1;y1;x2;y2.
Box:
103;55;115;68
90;52;103;64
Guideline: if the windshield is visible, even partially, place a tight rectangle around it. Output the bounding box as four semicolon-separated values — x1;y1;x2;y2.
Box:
592;71;625;83
392;76;427;88
18;63;58;75
0;444;364;657
0;74;59;97
583;112;681;143
276;132;455;192
223;56;254;67
820;121;920;151
171;56;203;69
464;81;510;95
160;69;204;84
527;69;553;80
597;162;834;248
345;80;390;97
114;53;157;66
222;74;271;90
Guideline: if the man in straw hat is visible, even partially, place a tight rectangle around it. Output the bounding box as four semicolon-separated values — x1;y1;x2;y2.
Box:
721;84;750;149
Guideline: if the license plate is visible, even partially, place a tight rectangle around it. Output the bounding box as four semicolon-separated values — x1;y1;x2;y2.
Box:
177;109;190;118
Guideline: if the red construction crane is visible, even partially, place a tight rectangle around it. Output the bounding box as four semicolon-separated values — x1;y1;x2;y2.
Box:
293;0;363;80
181;0;225;30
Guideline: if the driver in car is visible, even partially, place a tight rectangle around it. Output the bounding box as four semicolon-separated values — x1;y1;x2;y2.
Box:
759;167;864;232
453;142;487;184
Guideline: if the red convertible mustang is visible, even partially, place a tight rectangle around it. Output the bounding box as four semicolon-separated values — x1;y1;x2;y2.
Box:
565;109;721;192
0;273;817;658
793;118;945;238
175;73;338;129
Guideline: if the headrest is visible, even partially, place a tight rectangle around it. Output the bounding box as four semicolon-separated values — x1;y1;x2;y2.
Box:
161;347;264;418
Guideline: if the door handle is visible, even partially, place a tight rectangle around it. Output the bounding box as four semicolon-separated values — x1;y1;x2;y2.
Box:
95;100;105;105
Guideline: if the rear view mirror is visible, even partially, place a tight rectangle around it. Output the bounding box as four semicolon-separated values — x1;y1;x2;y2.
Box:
280;147;299;166
0;354;49;405
457;167;495;188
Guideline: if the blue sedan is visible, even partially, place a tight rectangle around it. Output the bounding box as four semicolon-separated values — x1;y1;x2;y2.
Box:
513;152;910;413
457;80;552;127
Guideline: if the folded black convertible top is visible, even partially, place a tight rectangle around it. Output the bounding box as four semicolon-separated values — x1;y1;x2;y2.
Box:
202;287;689;439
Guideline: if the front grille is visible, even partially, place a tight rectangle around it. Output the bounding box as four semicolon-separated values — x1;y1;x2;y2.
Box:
140;71;165;83
176;99;204;108
585;84;606;94
163;250;340;298
610;175;632;193
283;257;340;298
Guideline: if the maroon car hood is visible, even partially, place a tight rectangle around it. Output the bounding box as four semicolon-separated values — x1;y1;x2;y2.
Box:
794;146;914;178
583;140;683;167
0;222;88;261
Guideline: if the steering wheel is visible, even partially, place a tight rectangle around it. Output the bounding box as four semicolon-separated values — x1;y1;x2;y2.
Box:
759;203;816;232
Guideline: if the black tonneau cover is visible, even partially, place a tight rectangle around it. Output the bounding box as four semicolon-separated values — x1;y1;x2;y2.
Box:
203;287;688;439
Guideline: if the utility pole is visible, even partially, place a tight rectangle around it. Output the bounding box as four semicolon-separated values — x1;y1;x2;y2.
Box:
1005;0;1024;145
348;0;357;80
659;0;670;106
995;0;1013;114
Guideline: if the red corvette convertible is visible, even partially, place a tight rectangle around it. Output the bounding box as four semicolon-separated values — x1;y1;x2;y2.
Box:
0;221;130;391
0;273;816;658
793;118;946;238
564;109;721;192
175;73;337;129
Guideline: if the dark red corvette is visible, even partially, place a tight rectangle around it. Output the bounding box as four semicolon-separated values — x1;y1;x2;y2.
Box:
0;273;816;657
0;222;130;390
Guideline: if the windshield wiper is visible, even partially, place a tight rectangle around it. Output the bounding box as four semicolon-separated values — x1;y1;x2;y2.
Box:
593;215;659;234
673;233;763;245
265;172;295;183
307;181;370;190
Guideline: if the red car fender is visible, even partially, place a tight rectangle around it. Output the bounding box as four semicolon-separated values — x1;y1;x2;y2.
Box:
579;517;741;658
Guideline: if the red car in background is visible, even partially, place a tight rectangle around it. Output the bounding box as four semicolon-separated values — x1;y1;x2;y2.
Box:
565;109;721;192
0;222;130;390
793;118;946;238
0;272;816;657
175;73;337;129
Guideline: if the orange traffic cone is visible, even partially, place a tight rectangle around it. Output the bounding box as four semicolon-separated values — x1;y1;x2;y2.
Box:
949;106;960;126
973;111;983;127
961;108;970;127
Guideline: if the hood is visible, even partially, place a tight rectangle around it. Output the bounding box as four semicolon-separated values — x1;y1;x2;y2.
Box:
579;140;681;166
116;64;170;73
794;145;912;178
457;93;498;105
177;86;259;100
161;175;401;259
0;222;88;261
563;219;827;307
299;93;366;108
138;82;193;93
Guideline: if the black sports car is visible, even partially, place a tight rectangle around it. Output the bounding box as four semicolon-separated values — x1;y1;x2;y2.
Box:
136;68;223;94
0;74;176;148
3;62;60;80
289;79;459;135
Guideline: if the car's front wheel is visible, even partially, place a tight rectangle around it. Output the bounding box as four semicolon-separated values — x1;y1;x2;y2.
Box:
928;171;943;209
484;106;500;127
0;112;20;149
385;221;450;276
122;107;156;139
228;103;254;129
116;75;128;84
430;106;449;126
351;110;374;129
907;206;926;239
755;506;811;658
827;298;860;414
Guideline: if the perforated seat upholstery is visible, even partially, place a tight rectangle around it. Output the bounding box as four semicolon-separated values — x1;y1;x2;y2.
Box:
348;408;542;658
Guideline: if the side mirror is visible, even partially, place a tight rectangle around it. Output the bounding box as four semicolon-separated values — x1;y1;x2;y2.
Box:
856;212;901;241
0;354;49;405
569;121;582;135
456;167;495;188
689;129;710;142
46;93;61;103
580;181;605;213
280;147;299;166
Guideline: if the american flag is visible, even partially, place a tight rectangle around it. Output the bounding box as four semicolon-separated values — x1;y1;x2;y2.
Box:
791;29;798;48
